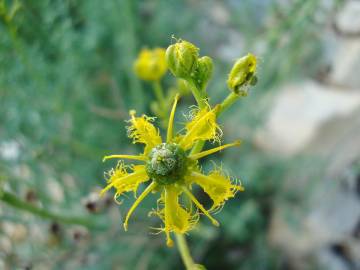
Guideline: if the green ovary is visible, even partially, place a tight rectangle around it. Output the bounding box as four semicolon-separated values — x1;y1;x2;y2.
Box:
146;143;187;185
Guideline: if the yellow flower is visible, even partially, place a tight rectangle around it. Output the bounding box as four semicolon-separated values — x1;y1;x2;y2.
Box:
101;95;244;247
133;48;167;81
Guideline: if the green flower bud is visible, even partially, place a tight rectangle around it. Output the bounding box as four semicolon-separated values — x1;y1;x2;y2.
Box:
166;39;199;79
192;56;213;90
227;53;257;96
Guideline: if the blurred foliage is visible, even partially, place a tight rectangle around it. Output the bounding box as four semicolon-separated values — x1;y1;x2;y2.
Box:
0;0;343;269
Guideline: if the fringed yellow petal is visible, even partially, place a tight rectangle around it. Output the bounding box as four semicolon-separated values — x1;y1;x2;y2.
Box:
151;186;198;247
101;164;149;197
164;186;195;232
190;170;244;211
123;181;157;231
167;94;180;143
189;140;241;160
101;161;128;195
127;110;162;155
179;105;221;150
182;186;219;226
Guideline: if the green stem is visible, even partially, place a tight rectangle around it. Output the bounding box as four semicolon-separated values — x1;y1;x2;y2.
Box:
187;80;206;109
120;0;144;111
152;80;166;109
152;80;169;127
175;233;196;270
0;191;105;229
217;92;240;116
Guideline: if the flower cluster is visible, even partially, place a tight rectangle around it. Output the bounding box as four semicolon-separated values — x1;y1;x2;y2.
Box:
166;39;213;91
102;38;257;248
101;95;244;246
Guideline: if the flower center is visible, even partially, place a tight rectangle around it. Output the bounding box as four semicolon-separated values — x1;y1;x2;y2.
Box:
146;143;187;185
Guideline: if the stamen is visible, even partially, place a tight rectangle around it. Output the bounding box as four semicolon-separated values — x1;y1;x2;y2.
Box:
123;182;157;231
102;155;147;162
189;140;241;160
182;187;219;226
167;94;180;143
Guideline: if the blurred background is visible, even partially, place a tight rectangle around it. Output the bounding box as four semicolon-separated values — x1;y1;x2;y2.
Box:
1;0;360;269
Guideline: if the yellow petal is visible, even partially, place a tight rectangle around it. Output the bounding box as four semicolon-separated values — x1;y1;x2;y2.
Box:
123;181;157;231
152;186;198;247
101;163;149;198
179;106;221;150
166;94;180;143
188;140;241;160
182;186;219;226
101;161;128;195
127;111;162;155
102;154;147;162
190;170;244;211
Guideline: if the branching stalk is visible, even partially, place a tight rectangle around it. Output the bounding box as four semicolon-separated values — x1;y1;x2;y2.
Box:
0;191;105;229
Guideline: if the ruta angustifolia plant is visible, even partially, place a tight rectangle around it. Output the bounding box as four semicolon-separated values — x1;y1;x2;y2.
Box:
101;38;258;269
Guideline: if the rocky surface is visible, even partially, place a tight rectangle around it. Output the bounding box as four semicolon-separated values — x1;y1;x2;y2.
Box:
255;81;360;155
260;1;360;269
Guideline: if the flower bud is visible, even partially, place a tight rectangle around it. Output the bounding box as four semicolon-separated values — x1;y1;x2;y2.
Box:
192;56;213;90
133;48;167;81
227;53;257;95
165;39;199;79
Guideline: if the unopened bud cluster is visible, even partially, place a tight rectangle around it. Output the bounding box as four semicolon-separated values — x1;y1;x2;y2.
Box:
166;39;257;95
166;39;213;90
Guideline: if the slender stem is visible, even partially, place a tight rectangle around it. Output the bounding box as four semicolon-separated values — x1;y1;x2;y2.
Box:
120;0;144;111
152;80;169;127
175;233;196;270
0;191;105;229
152;80;166;108
187;80;206;109
217;92;240;116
